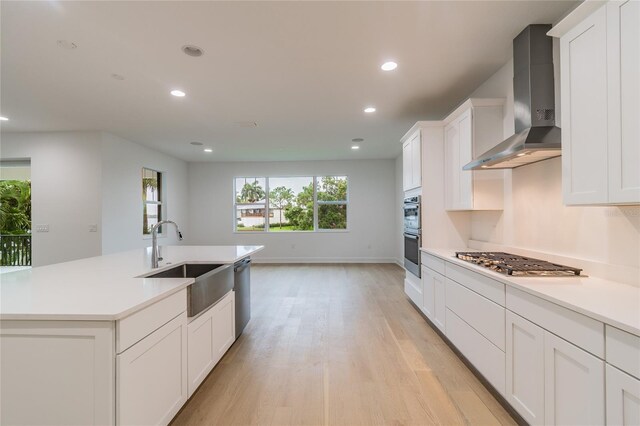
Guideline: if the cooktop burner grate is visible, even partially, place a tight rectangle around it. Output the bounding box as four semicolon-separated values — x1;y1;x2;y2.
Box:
455;252;582;277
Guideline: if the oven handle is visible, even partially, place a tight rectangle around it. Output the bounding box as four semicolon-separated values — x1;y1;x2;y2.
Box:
403;233;419;240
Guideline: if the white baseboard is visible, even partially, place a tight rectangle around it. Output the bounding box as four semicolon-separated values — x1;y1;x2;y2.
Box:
252;257;400;264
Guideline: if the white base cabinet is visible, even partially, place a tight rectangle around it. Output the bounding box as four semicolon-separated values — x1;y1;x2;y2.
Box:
0;321;115;426
606;364;640;426
505;311;545;425
544;331;605;425
117;313;188;426
421;265;446;332
187;290;236;397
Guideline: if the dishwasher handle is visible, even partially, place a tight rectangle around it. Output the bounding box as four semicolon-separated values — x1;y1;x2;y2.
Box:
234;257;252;272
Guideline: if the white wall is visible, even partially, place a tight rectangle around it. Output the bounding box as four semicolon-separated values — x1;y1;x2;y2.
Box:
467;51;640;283
101;132;189;254
0;131;189;265
0;132;102;266
188;160;397;262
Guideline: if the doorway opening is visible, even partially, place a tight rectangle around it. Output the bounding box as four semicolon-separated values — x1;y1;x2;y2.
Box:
0;160;31;273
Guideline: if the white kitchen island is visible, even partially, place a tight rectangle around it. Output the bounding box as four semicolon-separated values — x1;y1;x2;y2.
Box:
0;245;263;426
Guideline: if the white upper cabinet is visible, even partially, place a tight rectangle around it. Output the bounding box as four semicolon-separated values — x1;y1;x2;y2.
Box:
607;0;640;203
554;0;640;205
402;130;422;191
443;99;505;211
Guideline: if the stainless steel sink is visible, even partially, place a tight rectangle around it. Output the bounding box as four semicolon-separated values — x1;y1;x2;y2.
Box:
146;263;234;317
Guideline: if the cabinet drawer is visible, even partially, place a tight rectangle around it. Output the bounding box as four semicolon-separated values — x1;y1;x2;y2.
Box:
446;308;505;395
117;289;187;353
404;274;422;308
446;278;505;350
606;325;640;379
506;286;604;358
445;262;505;306
422;253;445;276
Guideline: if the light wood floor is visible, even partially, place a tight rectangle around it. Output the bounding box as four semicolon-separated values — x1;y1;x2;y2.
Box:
171;264;516;426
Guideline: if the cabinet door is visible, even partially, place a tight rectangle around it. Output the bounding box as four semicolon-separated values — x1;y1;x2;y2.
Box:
606;364;640;426
1;321;114;426
212;291;236;364
444;122;459;210
544;331;605;425
422;266;435;320
505;311;544;425
410;132;422;189
433;271;446;332
457;109;473;210
561;5;609;205
402;140;412;191
187;307;216;397
607;0;640;203
117;313;188;426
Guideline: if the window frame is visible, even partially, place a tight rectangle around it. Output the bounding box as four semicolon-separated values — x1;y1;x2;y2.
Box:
142;167;165;238
233;177;270;233
232;175;349;234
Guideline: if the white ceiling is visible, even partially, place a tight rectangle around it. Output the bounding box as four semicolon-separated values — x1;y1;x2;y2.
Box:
0;1;576;162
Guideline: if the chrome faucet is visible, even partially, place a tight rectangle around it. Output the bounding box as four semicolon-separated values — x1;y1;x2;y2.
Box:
150;220;183;268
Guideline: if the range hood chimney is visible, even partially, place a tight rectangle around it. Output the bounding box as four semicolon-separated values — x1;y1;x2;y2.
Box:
464;24;561;170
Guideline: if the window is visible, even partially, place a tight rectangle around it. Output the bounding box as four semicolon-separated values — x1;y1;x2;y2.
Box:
233;176;348;232
142;168;163;235
317;176;348;230
235;177;267;231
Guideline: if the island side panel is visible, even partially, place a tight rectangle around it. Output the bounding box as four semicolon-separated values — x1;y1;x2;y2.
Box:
1;320;115;425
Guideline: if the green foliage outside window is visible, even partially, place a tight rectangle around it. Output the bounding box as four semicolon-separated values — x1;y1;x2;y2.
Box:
0;180;31;234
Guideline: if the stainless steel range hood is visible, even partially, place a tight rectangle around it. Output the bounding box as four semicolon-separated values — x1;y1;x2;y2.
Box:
464;24;561;170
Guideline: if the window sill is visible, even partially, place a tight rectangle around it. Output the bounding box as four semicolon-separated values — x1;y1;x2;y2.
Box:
232;230;350;234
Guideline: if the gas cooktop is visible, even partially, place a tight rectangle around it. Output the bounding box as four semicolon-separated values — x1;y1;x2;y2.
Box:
455;252;582;277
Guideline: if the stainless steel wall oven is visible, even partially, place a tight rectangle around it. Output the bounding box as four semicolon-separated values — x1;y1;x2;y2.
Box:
403;196;421;278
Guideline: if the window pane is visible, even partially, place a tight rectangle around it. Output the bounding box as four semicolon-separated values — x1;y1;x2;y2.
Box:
318;204;347;230
317;176;347;202
235;177;266;204
236;204;266;231
268;177;313;232
143;168;161;202
143;203;162;234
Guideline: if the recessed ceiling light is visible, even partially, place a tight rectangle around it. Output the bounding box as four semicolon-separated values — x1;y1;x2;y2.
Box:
204;148;213;153
364;107;376;113
182;45;204;57
352;138;364;142
111;73;125;80
351;145;360;150
481;165;489;168
190;142;203;146
57;40;77;50
171;89;186;97
0;116;8;121
516;152;527;157
381;61;397;71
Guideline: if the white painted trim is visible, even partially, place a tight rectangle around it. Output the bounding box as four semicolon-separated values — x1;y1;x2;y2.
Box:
252;257;400;264
400;121;443;143
442;98;506;125
547;1;607;38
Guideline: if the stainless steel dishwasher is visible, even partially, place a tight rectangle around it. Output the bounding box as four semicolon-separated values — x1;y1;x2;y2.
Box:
234;257;251;338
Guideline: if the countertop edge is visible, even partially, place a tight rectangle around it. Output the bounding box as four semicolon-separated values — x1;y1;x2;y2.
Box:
421;247;640;336
1;246;264;322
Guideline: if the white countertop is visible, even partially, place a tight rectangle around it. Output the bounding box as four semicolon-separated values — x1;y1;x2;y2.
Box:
422;248;640;336
0;245;263;321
